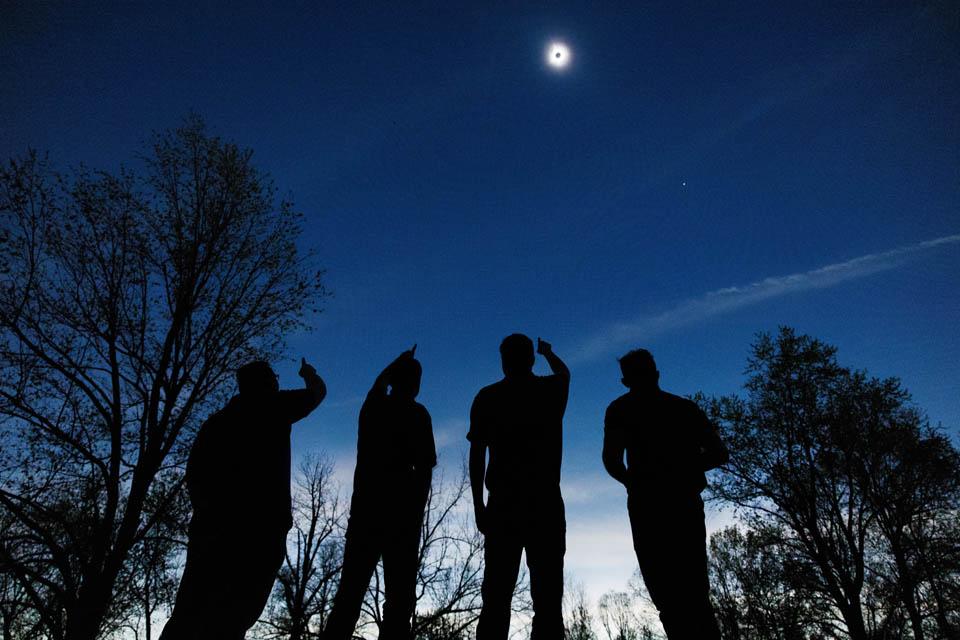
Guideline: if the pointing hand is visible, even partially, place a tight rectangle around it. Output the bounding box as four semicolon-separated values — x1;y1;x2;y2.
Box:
392;344;417;364
299;357;317;379
385;345;418;380
536;338;552;356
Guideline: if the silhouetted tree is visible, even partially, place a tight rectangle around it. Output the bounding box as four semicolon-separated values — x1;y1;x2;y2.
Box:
0;116;327;640
254;463;506;640
257;455;345;640
917;510;960;638
361;466;500;639
705;327;960;640
708;525;830;640
118;480;189;640
564;582;597;640
853;394;960;640
597;591;642;640
1;506;45;640
624;575;672;640
413;615;474;640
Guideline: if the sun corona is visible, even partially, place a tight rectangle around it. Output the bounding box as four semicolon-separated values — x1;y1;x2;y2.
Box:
546;42;571;69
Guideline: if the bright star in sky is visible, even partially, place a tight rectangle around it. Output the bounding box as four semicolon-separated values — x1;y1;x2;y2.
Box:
546;42;571;70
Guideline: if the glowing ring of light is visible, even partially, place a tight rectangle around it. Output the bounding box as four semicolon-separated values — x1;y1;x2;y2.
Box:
546;42;571;69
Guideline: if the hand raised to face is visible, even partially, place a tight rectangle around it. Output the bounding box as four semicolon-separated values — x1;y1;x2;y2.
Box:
382;344;418;383
536;337;553;356
299;357;317;378
393;344;417;365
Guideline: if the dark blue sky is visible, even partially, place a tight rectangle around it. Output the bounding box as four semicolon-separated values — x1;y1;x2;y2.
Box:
3;1;958;598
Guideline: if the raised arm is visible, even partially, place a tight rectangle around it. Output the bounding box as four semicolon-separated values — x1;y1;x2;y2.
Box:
602;404;630;486
299;358;327;406
536;338;570;380
279;358;327;424
367;345;417;400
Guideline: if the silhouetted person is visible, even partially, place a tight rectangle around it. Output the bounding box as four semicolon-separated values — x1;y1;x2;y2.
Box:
324;346;436;640
602;349;727;640
469;334;570;640
160;358;327;640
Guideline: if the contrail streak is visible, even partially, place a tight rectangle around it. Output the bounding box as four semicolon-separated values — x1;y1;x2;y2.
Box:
571;234;960;363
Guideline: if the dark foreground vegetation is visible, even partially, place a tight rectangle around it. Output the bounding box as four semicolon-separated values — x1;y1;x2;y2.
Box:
704;328;960;640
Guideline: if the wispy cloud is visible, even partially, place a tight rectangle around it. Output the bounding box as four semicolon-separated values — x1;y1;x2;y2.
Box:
571;234;960;363
563;498;738;604
562;472;623;506
433;418;468;451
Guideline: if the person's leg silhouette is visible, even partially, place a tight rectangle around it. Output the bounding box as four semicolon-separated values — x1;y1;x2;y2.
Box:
159;538;208;639
476;524;523;640
379;510;422;640
231;533;287;636
629;495;720;640
525;524;565;640
661;500;719;639
161;528;285;640
324;519;381;640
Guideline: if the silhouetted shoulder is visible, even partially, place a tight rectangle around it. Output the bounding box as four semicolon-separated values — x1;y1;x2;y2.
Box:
467;383;500;444
474;381;505;402
186;396;242;511
469;381;504;415
410;400;433;438
605;392;632;413
189;397;239;458
603;392;636;436
415;401;434;430
414;401;437;470
660;391;700;410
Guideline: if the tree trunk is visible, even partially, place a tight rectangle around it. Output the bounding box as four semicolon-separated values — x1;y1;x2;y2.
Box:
66;473;152;640
292;599;314;640
145;573;152;640
894;554;925;640
841;601;869;640
65;579;112;640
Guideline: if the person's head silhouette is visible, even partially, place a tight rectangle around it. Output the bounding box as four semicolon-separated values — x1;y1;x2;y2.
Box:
237;361;280;396
500;333;535;379
390;357;422;400
618;349;659;392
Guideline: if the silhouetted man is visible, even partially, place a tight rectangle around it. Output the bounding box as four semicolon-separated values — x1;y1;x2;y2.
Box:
161;358;327;640
324;346;436;640
469;334;570;640
602;349;727;640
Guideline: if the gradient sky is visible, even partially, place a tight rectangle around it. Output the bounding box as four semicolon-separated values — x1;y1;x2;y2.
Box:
3;0;958;610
